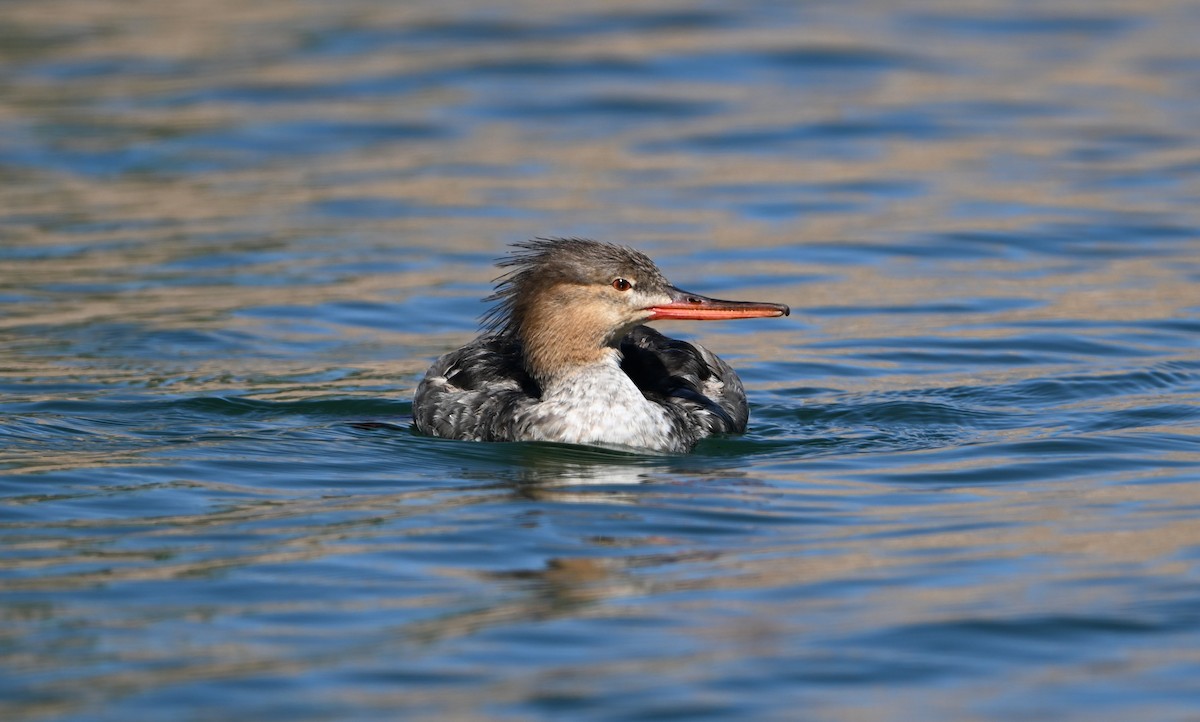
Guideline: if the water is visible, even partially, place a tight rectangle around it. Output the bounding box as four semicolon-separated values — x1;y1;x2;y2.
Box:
2;1;1200;720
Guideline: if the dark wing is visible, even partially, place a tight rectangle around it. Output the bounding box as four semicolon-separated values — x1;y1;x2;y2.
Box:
619;325;749;437
413;335;540;442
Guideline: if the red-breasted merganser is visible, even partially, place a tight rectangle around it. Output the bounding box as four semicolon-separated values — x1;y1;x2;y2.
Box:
413;238;789;453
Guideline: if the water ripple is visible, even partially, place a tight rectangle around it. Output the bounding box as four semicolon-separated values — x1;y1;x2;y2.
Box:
2;1;1200;720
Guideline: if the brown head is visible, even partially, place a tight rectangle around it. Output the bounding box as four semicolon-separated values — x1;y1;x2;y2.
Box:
483;238;789;385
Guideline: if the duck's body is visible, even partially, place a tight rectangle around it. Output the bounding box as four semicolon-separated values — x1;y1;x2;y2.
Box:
413;239;788;453
416;326;745;453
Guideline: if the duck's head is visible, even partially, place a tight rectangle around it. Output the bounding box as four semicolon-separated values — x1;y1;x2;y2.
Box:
483;238;789;383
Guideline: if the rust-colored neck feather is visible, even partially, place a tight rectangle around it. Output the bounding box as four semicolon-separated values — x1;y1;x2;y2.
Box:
513;284;622;387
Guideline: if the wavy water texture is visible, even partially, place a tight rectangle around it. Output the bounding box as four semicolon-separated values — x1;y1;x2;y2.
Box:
2;1;1200;721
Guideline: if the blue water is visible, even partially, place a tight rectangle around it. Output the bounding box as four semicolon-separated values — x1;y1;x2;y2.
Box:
3;1;1200;720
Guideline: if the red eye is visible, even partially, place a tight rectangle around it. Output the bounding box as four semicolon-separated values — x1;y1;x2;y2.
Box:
612;278;632;291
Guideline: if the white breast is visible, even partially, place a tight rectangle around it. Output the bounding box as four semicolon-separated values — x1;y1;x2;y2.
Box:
513;353;676;452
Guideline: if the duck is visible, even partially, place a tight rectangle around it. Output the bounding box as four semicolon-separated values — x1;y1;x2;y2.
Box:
413;238;789;453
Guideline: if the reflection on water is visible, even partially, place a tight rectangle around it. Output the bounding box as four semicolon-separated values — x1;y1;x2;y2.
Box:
3;0;1200;720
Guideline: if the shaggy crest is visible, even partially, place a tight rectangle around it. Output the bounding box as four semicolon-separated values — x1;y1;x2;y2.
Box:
480;237;668;336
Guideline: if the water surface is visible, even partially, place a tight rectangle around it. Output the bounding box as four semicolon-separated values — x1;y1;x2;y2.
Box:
2;1;1200;720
